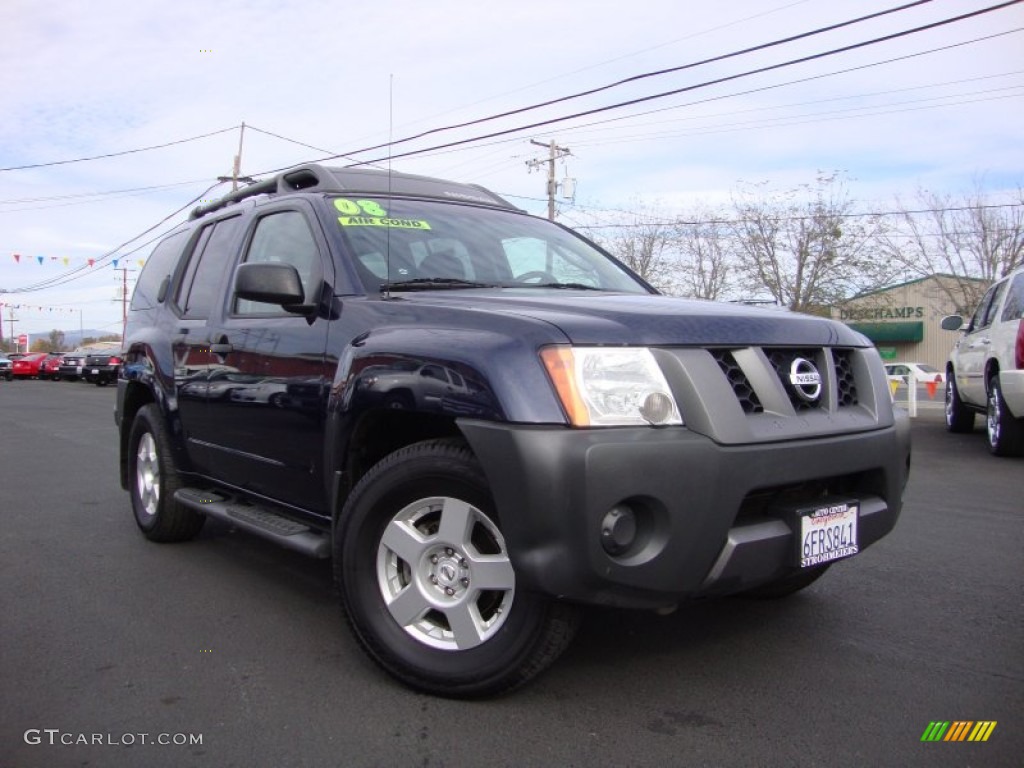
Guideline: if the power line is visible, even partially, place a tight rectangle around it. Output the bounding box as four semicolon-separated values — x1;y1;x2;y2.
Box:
254;0;957;173
567;202;1024;230
568;87;1024;148
0;127;240;173
369;29;1022;172
337;2;1023;169
4;181;226;293
381;0;816;138
244;124;385;168
0;179;212;205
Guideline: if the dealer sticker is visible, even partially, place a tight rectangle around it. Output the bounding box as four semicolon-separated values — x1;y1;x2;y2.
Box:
799;502;859;568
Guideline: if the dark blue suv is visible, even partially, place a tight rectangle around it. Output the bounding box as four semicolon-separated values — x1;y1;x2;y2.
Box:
116;164;910;697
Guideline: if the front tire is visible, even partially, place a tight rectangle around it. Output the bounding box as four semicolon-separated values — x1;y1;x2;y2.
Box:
987;375;1024;457
128;404;205;541
945;374;975;433
335;439;580;697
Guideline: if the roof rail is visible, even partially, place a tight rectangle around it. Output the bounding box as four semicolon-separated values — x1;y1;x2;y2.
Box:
189;178;277;220
189;164;518;221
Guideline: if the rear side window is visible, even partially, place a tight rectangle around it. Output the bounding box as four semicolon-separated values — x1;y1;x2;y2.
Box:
175;216;243;319
130;229;190;310
1000;272;1024;322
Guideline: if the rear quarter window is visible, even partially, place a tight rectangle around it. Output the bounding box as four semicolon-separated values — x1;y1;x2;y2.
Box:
130;229;190;310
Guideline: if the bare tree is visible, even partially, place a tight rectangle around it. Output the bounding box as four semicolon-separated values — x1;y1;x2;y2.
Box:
597;200;680;294
879;182;1024;314
730;174;890;312
674;206;733;300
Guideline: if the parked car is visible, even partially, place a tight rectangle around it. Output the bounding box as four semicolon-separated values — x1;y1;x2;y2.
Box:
115;163;910;697
40;354;64;380
0;353;12;381
84;351;122;386
884;362;945;385
942;265;1024;456
11;352;49;379
58;350;90;381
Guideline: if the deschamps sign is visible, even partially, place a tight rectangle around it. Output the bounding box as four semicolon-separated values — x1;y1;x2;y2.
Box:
839;306;925;321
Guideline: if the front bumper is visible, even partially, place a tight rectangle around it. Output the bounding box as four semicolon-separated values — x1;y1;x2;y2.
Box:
460;414;911;610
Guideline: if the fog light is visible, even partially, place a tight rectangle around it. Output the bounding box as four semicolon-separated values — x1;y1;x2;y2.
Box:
601;505;637;555
639;391;676;425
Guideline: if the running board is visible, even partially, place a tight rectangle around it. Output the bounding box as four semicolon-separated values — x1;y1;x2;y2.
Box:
174;488;330;559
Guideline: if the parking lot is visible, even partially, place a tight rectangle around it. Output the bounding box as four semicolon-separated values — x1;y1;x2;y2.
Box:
1;380;1021;768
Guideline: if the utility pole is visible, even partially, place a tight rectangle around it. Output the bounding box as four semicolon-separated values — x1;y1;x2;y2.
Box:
113;268;136;342
526;139;571;221
5;306;16;350
218;122;253;191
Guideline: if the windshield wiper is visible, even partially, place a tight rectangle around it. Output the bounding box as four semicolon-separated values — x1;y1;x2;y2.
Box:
514;282;605;291
381;278;499;292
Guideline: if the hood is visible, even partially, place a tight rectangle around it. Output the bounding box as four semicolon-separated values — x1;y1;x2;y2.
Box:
401;291;867;348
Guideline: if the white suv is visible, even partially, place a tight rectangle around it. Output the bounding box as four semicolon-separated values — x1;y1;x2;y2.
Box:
942;267;1024;456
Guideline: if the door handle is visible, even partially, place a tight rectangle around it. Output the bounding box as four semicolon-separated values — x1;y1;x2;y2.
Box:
210;336;233;355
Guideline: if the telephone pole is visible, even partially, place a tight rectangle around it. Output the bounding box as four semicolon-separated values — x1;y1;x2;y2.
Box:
526;139;571;221
114;268;136;342
5;306;17;350
217;122;248;191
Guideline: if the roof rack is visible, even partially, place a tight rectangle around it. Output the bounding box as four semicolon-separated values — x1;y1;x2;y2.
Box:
189;164;518;220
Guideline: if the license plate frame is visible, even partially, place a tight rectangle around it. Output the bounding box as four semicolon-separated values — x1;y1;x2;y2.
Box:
798;501;859;568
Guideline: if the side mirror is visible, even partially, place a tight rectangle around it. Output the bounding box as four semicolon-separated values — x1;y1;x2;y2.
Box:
234;263;304;306
940;315;964;331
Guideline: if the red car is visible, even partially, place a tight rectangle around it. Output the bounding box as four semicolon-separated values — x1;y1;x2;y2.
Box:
11;352;49;379
40;354;64;380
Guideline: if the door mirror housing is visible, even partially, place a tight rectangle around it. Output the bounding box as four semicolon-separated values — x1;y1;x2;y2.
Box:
234;262;305;306
940;315;964;332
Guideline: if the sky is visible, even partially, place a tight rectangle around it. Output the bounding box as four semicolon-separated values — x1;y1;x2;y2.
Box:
0;0;1022;342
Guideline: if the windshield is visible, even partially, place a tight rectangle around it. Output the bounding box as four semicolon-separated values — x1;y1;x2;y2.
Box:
330;197;650;294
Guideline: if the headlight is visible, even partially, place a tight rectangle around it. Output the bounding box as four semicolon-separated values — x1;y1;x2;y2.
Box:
540;346;682;427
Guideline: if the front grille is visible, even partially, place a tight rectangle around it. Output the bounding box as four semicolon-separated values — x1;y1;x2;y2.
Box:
711;350;763;414
711;346;862;415
832;349;859;406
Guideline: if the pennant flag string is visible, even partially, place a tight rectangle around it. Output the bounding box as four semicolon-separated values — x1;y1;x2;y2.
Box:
0;302;80;314
8;253;145;268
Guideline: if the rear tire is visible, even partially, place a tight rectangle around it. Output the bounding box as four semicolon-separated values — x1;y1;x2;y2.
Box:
128;404;205;542
336;438;580;697
987;375;1024;457
945;374;975;433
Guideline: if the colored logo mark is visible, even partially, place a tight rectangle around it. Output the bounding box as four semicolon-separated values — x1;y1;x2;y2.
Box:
921;721;997;742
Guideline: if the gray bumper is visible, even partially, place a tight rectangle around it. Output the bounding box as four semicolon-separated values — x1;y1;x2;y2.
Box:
460;413;911;610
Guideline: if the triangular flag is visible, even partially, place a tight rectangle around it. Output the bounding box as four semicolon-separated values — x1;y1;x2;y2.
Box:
37;256;44;265
63;258;70;266
12;254;20;263
88;259;95;267
113;259;119;268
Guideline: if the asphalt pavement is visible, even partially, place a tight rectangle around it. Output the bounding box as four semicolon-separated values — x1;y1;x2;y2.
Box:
1;380;1021;768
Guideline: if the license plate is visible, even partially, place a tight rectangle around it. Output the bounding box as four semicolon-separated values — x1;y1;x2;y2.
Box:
91;368;99;375
799;502;858;568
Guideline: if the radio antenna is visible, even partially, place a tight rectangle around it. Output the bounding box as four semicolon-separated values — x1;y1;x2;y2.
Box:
384;74;394;299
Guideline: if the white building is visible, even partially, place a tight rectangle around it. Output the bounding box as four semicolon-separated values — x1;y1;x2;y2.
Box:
833;274;989;369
